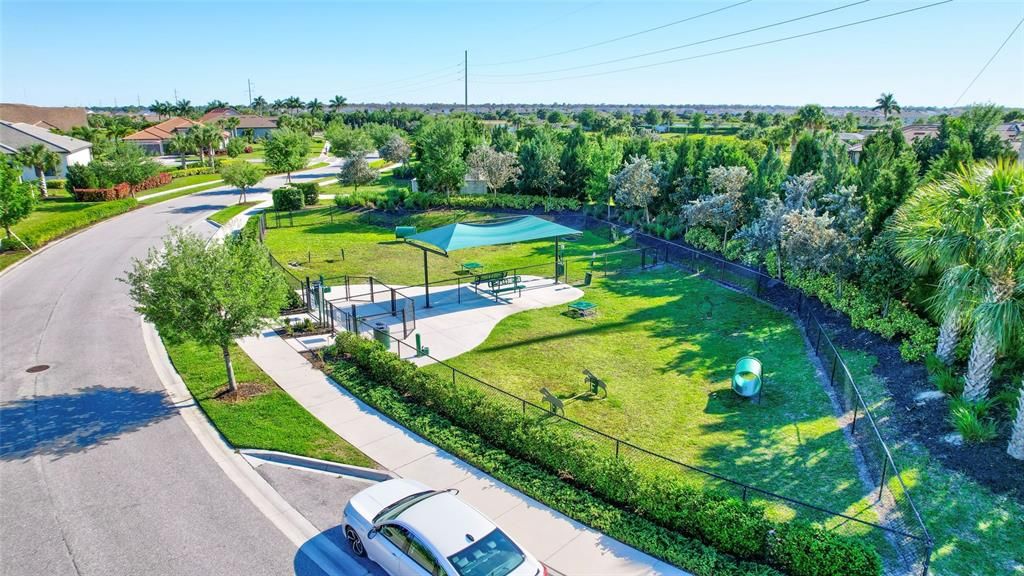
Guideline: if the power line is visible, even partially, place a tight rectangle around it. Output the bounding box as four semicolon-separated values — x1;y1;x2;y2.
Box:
344;62;463;95
476;0;869;78
477;0;752;67
953;15;1024;105
473;0;953;85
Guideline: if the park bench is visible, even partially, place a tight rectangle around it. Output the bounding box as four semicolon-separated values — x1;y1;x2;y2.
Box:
568;300;598;318
582;369;607;397
471;271;507;292
487;275;525;299
540;387;564;415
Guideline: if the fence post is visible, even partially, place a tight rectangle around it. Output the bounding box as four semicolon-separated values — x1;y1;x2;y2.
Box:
851;404;859;433
370;277;375;303
391;289;397;315
877;459;888;502
742;486;748;502
830;353;839;386
814;327;822;354
345;276;351;300
452;367;457;386
615;440;620;459
522;399;526;415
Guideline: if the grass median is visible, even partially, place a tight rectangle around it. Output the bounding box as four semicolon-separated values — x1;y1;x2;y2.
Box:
208;202;259;226
164;339;376;468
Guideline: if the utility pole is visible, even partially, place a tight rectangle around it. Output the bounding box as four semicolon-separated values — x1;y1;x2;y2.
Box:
247;79;253;106
464;50;468;113
174;88;178;102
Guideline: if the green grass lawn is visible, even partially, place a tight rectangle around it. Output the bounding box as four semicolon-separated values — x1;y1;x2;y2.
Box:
143;172;222;195
424;270;879;530
208;202;259;226
840;348;1024;575
137;181;227;205
1;197;137;256
165;339;376;467
263;209;631;284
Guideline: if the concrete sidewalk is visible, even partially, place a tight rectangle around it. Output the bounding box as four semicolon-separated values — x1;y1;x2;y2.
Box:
238;332;688;576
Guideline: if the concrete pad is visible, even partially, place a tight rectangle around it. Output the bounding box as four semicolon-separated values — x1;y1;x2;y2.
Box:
450;473;525;520
327;276;583;365
492;500;584;562
394;452;473;489
545;530;682;576
359;431;437;469
335;412;401;448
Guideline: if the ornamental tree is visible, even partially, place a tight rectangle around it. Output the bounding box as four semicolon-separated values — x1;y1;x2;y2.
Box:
338;156;379;192
124;229;288;394
220;161;264;203
264;128;310;183
379;133;412;165
610;155;659;223
466;144;520;195
0;159;36;248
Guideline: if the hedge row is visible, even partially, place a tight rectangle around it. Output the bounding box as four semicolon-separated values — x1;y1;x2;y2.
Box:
72;172;172;201
334;188;582;213
47;178;66;190
332;332;882;576
164;166;218;178
326;348;782;576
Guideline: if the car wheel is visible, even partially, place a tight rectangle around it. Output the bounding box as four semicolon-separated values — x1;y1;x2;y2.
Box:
345;525;367;557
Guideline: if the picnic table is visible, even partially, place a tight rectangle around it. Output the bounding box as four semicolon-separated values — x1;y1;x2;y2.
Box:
461;262;484;273
568;300;598;318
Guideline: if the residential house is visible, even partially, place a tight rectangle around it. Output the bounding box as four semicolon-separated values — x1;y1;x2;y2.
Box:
234;115;278;139
123;117;200;155
0;103;88;132
0;121;92;180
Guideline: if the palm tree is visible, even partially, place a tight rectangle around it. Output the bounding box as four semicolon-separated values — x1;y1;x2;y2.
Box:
107;122;133;141
150;100;172;120
873;93;901;120
307;98;324;115
285;96;303;113
222;116;241;138
205;100;229;112
1009;378;1024;460
252;96;268;116
167;132;195;168
891;160;1024;400
14;144;61;198
796;104;827;134
271;99;285;114
330;95;347;112
189;124;221;167
175;99;193;117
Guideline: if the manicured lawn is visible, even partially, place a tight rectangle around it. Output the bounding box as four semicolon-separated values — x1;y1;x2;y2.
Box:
2;197;137;253
165;339;376;467
840;348;1024;575
318;170;396;195
424;270;878;530
137;181;227;205
142;172;222;195
263;209;632;284
208;202;259;226
0;250;29;272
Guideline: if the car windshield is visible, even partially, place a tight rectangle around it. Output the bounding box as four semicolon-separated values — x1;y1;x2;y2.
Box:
373;490;435;523
447;529;525;576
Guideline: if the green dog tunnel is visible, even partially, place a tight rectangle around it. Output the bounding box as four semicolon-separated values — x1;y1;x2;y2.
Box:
732;356;763;398
395;226;417;239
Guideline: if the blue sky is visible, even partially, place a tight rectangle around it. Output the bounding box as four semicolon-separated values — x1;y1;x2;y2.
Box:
2;1;1022;108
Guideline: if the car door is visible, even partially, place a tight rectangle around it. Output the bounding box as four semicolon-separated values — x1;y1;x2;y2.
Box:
401;531;447;576
369;523;411;576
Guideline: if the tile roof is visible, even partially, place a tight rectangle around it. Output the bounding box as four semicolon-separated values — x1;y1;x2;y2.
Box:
235;115;277;129
124;117;198;141
0;103;88;131
0;121;92;153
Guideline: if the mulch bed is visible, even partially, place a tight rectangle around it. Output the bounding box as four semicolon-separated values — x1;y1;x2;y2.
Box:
213;382;267;403
760;281;1024;498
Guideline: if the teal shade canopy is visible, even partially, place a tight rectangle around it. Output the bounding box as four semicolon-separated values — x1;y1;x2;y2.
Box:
406;215;581;254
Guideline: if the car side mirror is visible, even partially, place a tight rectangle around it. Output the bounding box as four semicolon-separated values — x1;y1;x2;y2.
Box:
367;528;378;540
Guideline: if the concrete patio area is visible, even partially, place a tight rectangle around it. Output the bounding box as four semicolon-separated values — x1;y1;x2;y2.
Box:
324;276;583;365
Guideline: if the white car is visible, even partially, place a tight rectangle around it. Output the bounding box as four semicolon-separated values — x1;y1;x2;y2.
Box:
343;478;546;576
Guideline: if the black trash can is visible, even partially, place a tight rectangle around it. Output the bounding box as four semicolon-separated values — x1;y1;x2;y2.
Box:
373;321;390;349
583;271;593;286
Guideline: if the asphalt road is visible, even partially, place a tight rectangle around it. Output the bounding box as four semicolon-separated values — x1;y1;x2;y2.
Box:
0;164;340;576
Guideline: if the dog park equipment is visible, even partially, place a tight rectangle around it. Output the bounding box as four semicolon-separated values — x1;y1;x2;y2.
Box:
372;321;391;348
395;225;417;239
582;369;607;397
404;215;581;307
568;300;598;318
732;356;763;399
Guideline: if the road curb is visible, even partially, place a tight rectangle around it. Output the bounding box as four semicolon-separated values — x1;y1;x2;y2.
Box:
140;318;370;576
240;449;394;482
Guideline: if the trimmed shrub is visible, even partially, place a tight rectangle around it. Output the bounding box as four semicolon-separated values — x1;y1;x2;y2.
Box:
48;179;66;190
226;137;247;158
684;226;721;252
165;166;217;178
391;164;416;180
332;332;882;576
294;182;319;206
12;198;137;249
272;186;304;211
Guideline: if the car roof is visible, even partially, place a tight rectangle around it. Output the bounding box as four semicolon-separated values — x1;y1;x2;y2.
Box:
397;491;497;557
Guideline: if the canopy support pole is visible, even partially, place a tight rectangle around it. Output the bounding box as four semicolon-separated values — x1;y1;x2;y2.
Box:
423;249;431;308
554;235;560;284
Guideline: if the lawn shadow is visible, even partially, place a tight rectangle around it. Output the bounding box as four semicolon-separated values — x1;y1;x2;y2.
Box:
0;386;176;461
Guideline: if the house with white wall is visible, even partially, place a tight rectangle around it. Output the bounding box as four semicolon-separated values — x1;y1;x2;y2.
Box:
0;121;92;180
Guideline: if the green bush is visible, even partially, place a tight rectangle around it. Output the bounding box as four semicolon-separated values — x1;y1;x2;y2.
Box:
272;186;304;211
47;178;66;190
949;398;998;442
332;332;882;576
226;137;247;158
293;182;319;206
766;524;882;576
165;166;218;178
684;226;722;252
10;198;137;250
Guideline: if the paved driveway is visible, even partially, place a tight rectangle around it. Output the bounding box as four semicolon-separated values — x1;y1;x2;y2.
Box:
0;164;339;576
